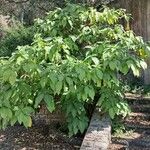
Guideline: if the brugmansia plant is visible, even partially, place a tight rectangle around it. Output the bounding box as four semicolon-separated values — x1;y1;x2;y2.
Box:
0;4;149;136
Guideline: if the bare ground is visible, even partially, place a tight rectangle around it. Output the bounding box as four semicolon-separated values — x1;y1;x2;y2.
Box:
0;123;82;150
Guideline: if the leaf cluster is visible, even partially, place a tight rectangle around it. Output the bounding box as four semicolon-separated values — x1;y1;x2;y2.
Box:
0;4;149;136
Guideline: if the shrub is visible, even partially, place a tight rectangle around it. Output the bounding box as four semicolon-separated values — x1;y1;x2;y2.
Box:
0;25;34;57
0;4;149;136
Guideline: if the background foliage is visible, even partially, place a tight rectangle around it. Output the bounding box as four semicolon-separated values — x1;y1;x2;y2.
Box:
0;25;34;57
0;4;149;136
0;0;116;25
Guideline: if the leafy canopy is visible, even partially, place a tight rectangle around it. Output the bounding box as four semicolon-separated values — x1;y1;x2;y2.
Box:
0;4;149;136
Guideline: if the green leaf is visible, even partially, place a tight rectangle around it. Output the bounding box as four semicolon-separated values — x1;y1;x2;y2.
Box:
3;70;11;81
71;108;77;117
17;111;23;124
72;118;78;135
66;77;73;87
130;64;140;77
49;73;57;84
78;121;86;133
9;71;17;85
1;119;8;129
3;91;11;107
88;86;95;99
44;94;55;113
34;93;44;108
76;68;85;81
16;56;24;65
81;92;87;101
10;116;17;126
22;107;34;115
4;90;12;101
140;60;147;70
0;107;12;119
96;69;103;79
40;77;47;88
121;64;129;75
17;112;32;128
28;116;32;127
92;57;99;65
55;80;63;94
7;108;13;119
22;115;32;128
109;61;116;70
109;108;115;119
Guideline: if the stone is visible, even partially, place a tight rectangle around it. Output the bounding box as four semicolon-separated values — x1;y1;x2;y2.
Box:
80;108;111;150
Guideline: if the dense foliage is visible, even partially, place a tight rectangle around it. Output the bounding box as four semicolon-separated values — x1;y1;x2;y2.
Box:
0;4;149;136
0;25;34;57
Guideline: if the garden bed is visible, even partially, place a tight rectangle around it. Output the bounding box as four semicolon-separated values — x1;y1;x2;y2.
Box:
0;124;82;150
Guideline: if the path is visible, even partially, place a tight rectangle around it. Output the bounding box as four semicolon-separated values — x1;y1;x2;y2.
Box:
109;93;150;150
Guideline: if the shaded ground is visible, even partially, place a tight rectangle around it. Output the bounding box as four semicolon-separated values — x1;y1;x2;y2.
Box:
0;123;82;150
108;93;150;150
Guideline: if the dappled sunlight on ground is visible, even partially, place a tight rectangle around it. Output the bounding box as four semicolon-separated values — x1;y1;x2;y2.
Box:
0;124;82;150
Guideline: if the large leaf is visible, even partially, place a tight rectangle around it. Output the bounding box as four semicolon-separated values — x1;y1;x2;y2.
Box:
44;94;55;113
130;64;140;77
55;80;63;95
9;71;17;85
140;60;147;70
92;57;99;65
0;107;12;119
109;108;115;119
34;93;44;108
22;107;34;115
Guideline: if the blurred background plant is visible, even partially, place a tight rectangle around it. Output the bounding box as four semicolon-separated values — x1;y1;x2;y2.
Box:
0;24;34;57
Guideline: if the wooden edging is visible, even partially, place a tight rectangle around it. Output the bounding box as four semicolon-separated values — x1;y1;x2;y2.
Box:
80;109;111;150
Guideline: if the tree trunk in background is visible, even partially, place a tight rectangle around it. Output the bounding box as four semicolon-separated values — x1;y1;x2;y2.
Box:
117;0;150;85
144;1;150;85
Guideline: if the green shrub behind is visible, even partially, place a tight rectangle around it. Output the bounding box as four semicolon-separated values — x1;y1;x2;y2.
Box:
0;4;150;136
0;25;34;57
